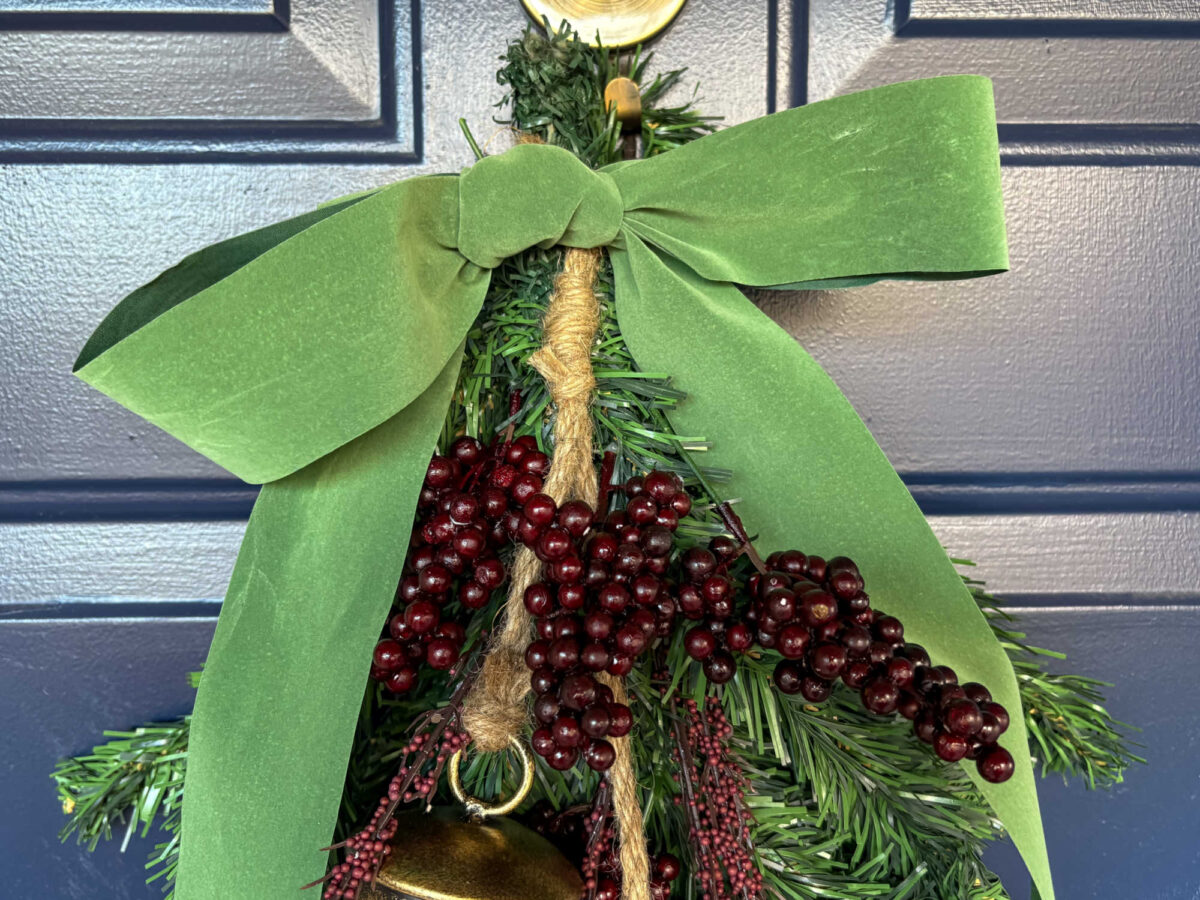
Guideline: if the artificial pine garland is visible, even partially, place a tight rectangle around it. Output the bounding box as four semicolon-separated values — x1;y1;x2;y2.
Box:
54;23;1141;900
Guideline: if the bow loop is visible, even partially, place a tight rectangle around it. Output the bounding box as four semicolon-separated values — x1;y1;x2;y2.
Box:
458;143;623;268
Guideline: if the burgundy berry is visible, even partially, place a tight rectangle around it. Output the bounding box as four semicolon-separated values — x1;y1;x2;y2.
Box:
588;533;619;562
425;456;457;488
533;692;560;725
510;473;542;505
702;650;736;684
404;600;439;635
530;667;556;695
614;625;647;657
626;495;658;525
777;623;811;660
450;436;482;466
933;665;958;685
548;637;580;671
897;691;923;720
810;642;848;680
800;676;832;703
581;642;611;672
655;854;681;883
981;701;1010;733
709;535;740;560
607;654;634;677
373;639;405;670
841;625;872;657
773;660;804;694
726;622;754;652
805;555;827;582
643;470;680;503
425;637;459;670
559;674;597;711
581;705;612;738
558;583;586;611
977;746;1015;783
962;682;992;705
944;699;983;737
873;615;904;644
862;678;900;715
764;589;797;622
585;739;616;772
551;715;582;748
934;731;969;762
606;703;633;737
386;667;417;693
885;656;915;688
977;711;1004;745
841;660;873;690
684;626;717;661
523;493;557;526
538;527;572;561
557;500;594;537
547;746;578;771
800;591;838;627
670;492;692;517
524;584;553;617
531;727;556;757
473;556;505;589
584;612;614;641
913;710;938;744
681;548;717;583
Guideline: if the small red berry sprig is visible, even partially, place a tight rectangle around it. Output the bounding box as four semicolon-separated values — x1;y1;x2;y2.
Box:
670;696;763;900
313;724;470;899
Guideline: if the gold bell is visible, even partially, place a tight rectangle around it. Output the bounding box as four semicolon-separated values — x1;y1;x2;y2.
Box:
360;738;583;900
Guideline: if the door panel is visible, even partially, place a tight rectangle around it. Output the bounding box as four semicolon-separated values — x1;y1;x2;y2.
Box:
1;1;1193;897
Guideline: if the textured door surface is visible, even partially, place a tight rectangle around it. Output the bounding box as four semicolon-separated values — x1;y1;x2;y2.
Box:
1;1;1196;897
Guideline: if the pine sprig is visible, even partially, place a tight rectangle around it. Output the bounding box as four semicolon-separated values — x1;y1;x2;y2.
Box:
52;718;189;889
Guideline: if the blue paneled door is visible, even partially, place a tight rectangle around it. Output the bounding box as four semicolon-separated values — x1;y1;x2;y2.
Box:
1;1;1196;897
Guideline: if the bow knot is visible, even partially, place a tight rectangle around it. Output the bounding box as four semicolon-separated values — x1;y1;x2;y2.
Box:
457;143;623;269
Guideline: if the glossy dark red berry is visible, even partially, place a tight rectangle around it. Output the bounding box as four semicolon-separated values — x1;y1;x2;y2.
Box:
862;678;900;715
934;731;969;762
976;745;1015;783
943;699;983;737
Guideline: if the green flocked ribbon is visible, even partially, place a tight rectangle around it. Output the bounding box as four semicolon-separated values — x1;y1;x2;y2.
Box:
75;76;1052;900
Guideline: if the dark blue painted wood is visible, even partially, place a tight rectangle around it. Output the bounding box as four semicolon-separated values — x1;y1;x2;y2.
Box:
984;608;1200;899
0;620;214;898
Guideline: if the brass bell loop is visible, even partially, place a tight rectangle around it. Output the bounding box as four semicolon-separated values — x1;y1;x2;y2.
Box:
447;735;535;822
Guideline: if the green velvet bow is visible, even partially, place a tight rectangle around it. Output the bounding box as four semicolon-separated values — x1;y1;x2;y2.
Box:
75;75;1053;900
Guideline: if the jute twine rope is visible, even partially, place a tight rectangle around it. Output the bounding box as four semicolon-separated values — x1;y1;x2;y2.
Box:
458;242;651;900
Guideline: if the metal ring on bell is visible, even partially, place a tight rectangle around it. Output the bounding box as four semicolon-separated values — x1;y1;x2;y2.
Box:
447;735;535;822
520;0;686;48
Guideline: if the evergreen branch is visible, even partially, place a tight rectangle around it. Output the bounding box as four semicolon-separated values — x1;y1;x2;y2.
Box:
52;719;189;894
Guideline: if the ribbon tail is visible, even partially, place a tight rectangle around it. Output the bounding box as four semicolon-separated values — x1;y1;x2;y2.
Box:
611;237;1054;900
175;347;463;900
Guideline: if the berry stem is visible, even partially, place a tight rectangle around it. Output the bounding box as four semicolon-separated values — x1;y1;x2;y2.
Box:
597;449;617;513
714;502;767;574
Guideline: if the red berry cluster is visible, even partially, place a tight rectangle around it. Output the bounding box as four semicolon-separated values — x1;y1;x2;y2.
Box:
685;542;1015;784
677;535;755;684
370;434;550;693
672;697;763;900
524;471;690;773
322;726;469;899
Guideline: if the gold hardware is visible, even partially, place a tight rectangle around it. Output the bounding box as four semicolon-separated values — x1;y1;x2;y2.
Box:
604;76;643;131
446;735;534;822
520;0;686;48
